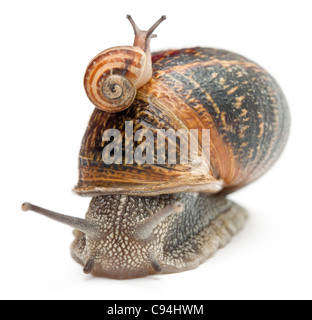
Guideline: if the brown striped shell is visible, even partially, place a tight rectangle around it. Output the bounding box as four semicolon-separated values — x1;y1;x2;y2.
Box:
84;46;148;113
76;47;290;196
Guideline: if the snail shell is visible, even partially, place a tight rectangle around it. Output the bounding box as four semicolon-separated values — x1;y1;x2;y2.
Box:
76;47;290;196
84;46;148;113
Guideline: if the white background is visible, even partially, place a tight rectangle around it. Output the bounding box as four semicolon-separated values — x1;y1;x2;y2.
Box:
0;0;311;300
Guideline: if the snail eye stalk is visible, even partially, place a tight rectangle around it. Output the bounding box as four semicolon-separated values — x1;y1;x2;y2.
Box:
22;203;103;240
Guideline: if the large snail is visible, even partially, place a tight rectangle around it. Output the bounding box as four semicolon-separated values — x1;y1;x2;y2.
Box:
22;16;290;279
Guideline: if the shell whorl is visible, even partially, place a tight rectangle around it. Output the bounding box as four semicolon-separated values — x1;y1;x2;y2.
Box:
84;46;147;113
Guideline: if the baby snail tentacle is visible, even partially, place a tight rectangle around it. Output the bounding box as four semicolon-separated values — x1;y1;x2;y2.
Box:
84;15;166;113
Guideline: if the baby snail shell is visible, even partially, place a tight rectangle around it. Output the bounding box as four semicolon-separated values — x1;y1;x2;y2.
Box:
84;15;166;113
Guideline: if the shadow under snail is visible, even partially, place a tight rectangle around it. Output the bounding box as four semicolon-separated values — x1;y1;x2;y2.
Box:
22;15;290;279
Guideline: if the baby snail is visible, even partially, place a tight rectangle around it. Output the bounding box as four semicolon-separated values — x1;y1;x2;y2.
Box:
84;15;166;113
22;15;290;279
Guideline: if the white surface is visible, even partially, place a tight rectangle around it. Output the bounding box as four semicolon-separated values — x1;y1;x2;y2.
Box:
0;0;311;300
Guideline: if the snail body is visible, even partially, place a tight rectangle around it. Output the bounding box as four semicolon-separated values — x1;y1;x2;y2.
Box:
23;16;290;279
71;193;246;279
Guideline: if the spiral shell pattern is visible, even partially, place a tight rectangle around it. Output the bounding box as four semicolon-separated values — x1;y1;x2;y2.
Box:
84;46;147;113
